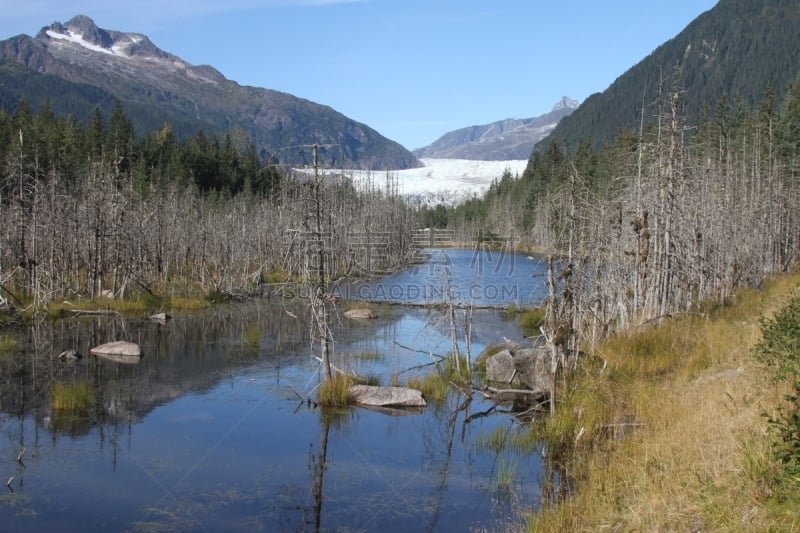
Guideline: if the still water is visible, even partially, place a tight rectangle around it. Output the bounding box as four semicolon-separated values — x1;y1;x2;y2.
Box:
340;248;548;307
0;250;549;532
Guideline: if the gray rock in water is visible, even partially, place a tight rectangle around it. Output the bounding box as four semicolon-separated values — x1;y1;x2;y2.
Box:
485;349;522;386
349;385;427;407
512;347;553;392
484;346;553;394
148;312;172;322
344;308;377;319
56;350;82;360
90;341;143;364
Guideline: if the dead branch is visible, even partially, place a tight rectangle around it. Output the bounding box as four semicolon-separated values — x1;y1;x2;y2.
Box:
477;385;549;402
287;386;305;401
67;309;123;318
311;356;358;379
393;341;447;360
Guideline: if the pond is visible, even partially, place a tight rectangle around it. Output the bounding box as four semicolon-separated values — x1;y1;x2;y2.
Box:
0;249;552;532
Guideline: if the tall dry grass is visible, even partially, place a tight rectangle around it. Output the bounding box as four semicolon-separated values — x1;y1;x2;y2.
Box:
526;274;800;532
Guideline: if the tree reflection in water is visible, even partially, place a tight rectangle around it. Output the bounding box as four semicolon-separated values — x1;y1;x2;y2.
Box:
0;302;543;532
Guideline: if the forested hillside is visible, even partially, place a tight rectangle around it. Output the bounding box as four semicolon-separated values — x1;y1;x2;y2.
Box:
0;100;417;308
448;76;800;345
0;16;421;170
537;0;800;154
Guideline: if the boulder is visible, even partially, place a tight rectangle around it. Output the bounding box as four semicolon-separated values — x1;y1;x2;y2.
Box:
89;341;143;364
484;346;553;394
485;349;522;386
349;385;427;407
344;308;376;319
56;350;81;360
512;347;553;392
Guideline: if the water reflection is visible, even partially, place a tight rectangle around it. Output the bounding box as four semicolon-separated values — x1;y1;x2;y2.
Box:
339;248;548;307
0;257;546;531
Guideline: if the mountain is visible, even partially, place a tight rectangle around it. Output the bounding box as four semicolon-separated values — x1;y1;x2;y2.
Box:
413;97;578;160
0;15;420;170
536;0;800;153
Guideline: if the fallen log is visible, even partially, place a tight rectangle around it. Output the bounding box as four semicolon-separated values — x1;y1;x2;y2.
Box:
477;385;549;402
68;309;123;318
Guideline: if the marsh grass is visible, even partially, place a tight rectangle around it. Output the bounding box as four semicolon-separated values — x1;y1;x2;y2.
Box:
351;351;383;362
444;355;472;383
519;307;545;336
43;293;210;319
262;269;297;284
496;456;517;496
51;381;94;415
475;343;506;375
317;374;357;408
241;325;261;350
356;373;381;386
476;426;511;455
526;273;800;532
166;296;211;311
406;373;451;402
0;336;17;354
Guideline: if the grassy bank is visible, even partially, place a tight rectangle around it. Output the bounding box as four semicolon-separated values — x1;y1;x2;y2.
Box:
526;274;800;531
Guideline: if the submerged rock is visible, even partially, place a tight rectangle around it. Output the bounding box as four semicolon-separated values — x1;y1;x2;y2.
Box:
349;385;426;407
344;308;377;319
56;350;82;361
89;341;143;364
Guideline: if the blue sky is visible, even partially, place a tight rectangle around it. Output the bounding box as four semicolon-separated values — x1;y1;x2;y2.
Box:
0;0;718;151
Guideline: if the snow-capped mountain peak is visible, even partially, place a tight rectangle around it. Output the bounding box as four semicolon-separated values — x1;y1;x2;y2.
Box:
40;15;176;64
45;27;126;57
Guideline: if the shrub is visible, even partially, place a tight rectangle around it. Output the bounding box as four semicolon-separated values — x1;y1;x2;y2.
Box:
754;291;800;478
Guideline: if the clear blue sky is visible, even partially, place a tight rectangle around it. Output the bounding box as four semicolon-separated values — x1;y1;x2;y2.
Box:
0;0;718;151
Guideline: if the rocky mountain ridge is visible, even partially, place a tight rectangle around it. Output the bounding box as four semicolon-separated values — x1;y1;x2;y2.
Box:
413;97;578;160
0;15;420;170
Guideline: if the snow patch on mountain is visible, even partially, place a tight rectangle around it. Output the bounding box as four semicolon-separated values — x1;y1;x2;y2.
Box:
46;29;118;56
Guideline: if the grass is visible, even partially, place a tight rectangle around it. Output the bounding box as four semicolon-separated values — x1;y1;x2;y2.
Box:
476;426;511;455
406;372;451;402
519;307;545;336
475;343;506;375
167;296;211;311
0;336;17;354
41;293;210;319
403;355;474;402
242;325;261;349
262;269;295;284
477;426;540;457
317;374;357;408
350;351;383;362
524;273;800;532
496;456;517;497
51;381;94;415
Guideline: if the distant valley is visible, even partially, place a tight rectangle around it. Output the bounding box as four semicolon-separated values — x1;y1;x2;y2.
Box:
0;15;580;201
